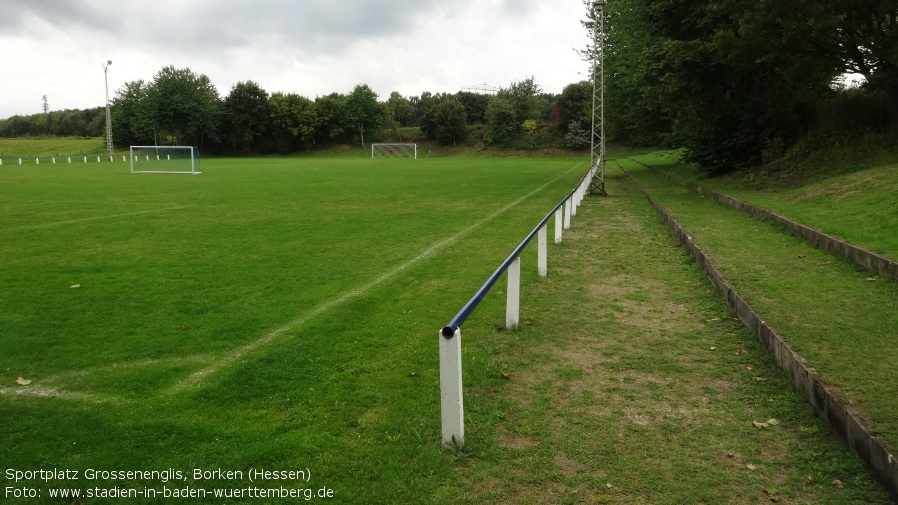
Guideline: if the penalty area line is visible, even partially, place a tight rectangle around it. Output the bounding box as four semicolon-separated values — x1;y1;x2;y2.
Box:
170;161;585;392
0;385;123;404
0;206;193;233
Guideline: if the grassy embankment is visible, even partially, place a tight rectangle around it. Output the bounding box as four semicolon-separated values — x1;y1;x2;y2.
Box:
0;151;892;503
0;137;106;158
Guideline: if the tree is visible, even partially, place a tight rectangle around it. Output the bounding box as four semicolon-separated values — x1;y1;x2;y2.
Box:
800;0;898;134
599;0;671;146
429;98;468;145
0;115;33;138
521;118;539;149
345;84;384;147
484;94;519;146
386;91;415;127
602;0;837;171
505;77;550;124
111;80;153;146
564;121;589;148
314;93;348;145
269;92;318;153
555;81;593;136
415;91;445;136
456;91;490;125
223;81;269;152
144;66;222;147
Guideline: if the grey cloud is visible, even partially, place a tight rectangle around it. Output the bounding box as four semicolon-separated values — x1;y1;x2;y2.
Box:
2;0;459;57
499;0;541;17
0;0;113;33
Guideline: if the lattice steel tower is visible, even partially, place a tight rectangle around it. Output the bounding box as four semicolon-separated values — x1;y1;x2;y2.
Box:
103;60;113;157
588;1;607;196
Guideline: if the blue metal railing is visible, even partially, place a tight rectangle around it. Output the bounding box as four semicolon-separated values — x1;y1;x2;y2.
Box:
437;162;598;446
436;161;598;447
440;163;597;337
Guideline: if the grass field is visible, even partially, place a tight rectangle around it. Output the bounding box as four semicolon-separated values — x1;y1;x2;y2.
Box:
635;149;898;260
1;154;891;503
0;155;588;503
0;137;106;158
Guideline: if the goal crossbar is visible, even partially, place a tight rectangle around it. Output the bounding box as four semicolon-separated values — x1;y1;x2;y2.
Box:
370;143;417;159
130;146;200;174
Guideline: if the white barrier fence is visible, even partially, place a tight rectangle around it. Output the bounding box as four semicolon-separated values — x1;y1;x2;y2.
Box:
0;154;187;167
438;162;599;447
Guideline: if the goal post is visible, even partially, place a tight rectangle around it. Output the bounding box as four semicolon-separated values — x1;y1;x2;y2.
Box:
130;146;201;174
371;143;417;159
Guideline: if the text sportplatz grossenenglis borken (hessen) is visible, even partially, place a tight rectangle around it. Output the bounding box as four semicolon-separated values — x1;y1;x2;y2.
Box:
4;467;336;500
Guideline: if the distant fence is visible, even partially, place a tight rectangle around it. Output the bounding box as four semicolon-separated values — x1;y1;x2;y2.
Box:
0;155;130;166
438;162;598;447
0;154;192;166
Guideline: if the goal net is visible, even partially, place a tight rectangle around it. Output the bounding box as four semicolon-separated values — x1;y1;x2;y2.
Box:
130;146;201;174
371;143;417;159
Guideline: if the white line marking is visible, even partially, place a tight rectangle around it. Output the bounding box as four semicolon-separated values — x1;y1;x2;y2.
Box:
0;386;121;404
0;206;191;233
171;162;585;391
0;355;215;404
1;163;585;400
40;355;216;383
0;199;181;207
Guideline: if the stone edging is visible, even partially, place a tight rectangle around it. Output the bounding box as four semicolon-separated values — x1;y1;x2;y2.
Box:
632;159;898;282
619;165;898;502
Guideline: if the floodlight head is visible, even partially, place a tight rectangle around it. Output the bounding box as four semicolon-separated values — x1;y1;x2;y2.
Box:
107;60;113;65
594;1;606;12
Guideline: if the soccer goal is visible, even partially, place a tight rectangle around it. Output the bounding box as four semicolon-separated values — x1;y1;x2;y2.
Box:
130;146;201;174
371;143;417;159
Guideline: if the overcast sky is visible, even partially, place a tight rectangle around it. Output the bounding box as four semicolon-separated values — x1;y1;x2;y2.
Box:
0;0;591;119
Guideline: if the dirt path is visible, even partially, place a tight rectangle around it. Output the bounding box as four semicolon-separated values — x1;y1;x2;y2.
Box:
455;169;890;504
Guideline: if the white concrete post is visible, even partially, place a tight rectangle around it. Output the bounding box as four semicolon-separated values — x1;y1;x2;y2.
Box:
564;199;572;230
97;156;101;162
555;208;563;243
52;157;56;164
35;157;39;165
439;328;464;447
506;256;521;330
83;157;87;163
68;157;71;163
18;158;22;165
538;224;547;277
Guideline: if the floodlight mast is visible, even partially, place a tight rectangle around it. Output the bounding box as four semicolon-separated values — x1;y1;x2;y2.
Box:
103;60;113;157
588;1;608;196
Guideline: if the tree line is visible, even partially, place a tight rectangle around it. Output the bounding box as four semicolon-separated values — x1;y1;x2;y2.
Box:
0;66;596;154
8;0;892;171
600;0;898;172
0;108;106;139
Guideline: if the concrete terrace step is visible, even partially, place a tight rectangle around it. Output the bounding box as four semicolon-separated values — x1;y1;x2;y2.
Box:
617;159;898;501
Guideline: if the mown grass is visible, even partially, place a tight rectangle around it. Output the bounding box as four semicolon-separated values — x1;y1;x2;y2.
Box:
648;148;898;260
0;137;106;157
0;155;891;503
0;156;586;503
452;165;890;503
621;156;898;457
